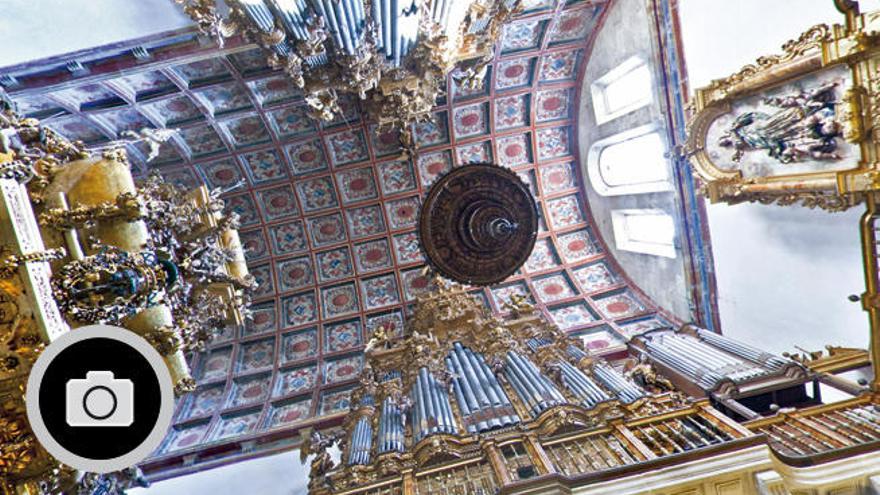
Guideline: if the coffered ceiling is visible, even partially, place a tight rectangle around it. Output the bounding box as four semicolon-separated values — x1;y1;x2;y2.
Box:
1;0;676;476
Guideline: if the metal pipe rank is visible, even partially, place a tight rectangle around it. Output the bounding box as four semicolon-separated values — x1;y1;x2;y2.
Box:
695;328;791;371
591;362;645;404
504;351;566;416
557;361;612;408
411;366;457;442
644;339;725;390
448;342;520;433
378;396;404;453
347;415;373;465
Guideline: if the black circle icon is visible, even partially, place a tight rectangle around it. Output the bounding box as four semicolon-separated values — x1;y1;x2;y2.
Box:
83;385;118;420
26;325;174;473
39;337;160;459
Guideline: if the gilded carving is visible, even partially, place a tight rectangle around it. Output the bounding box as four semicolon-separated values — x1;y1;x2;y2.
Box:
703;24;832;99
418;164;538;286
0;247;65;279
685;11;880;210
38;192;143;230
300;429;344;490
52;248;175;324
306;280;700;494
0;96;255;489
625;355;676;394
0;404;36;478
716;82;843;164
173;0;520;132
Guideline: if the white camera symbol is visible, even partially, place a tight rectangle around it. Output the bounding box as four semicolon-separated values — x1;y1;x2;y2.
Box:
65;371;134;427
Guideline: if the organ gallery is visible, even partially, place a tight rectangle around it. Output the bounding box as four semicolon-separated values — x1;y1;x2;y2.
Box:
0;0;879;494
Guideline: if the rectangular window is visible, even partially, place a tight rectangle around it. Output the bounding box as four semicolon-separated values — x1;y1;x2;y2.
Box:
591;57;653;124
587;124;672;196
599;131;669;187
611;209;676;258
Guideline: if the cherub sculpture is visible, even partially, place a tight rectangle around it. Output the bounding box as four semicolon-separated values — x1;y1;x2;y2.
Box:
543;361;564;385
393;393;414;430
489;357;507;384
305;89;340;121
504;294;535;317
299;15;328;58
626;355;674;393
434;368;458;390
364;324;390;354
356;362;378;398
300;429;342;487
454;52;493;91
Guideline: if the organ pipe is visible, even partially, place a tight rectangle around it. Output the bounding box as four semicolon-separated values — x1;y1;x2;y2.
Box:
505;359;538;412
381;0;392;57
557;361;612;408
332;0;355;53
662;335;742;370
412;367;457;442
695;328;790;370
272;0;309;40
645;340;725;389
371;0;383;50
391;0;401;65
640;328;799;388
475;352;517;426
347;415;373;465
241;1;276;32
567;344;589;361
448;349;483;430
311;0;345;49
378;396;404;453
448;343;519;432
592;362;645;404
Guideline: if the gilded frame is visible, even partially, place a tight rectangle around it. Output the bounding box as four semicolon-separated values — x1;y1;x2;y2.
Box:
685;6;880;211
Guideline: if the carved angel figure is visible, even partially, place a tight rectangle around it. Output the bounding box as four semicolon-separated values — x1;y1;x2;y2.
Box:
543;361;563;384
300;429;342;487
454;52;493;91
305;89;341;121
489;357;507;384
118;127;178;162
297;14;328;59
717;81;843;164
364;325;390;354
626;355;675;393
434;368;458;390
504;293;534;317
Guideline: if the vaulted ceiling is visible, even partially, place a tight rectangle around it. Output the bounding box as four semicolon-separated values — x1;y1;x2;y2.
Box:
1;0;676;475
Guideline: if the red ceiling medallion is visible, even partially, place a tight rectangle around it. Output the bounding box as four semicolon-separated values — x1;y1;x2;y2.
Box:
418;163;538;286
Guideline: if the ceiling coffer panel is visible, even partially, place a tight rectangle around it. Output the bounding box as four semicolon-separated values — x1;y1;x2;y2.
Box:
0;0;675;475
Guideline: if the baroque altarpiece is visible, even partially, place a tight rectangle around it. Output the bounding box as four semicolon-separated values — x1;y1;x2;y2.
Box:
0;104;254;493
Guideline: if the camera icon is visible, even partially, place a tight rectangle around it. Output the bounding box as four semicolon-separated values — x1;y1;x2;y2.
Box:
66;371;134;427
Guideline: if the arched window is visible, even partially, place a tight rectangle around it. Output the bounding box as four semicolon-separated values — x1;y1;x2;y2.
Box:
587;125;671;196
591;57;652;124
611;209;676;258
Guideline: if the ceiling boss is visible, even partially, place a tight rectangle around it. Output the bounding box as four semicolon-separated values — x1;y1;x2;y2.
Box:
174;0;521;136
418;163;539;285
